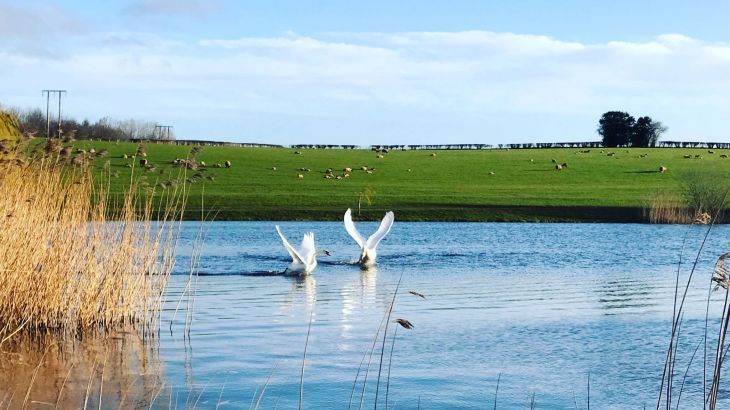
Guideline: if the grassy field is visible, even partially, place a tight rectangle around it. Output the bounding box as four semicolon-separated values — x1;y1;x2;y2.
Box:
35;139;730;221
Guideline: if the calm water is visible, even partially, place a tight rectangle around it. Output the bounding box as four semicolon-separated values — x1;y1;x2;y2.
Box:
161;222;730;409
4;222;730;409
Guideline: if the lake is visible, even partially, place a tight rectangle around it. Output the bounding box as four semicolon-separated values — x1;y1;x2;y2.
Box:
3;222;730;409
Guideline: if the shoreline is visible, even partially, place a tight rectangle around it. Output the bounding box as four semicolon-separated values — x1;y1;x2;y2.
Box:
176;205;723;223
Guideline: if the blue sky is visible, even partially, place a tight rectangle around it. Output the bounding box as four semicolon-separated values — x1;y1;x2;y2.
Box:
2;0;730;144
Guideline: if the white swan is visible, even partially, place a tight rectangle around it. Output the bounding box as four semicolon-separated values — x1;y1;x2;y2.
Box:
275;226;329;275
343;208;395;267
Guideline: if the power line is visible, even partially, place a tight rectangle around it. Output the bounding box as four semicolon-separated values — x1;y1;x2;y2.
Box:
155;125;173;140
42;90;67;138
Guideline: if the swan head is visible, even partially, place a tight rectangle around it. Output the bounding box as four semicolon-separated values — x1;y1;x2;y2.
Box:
317;249;331;257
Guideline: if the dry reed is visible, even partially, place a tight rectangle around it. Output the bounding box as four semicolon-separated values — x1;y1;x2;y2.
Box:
647;169;729;224
0;153;186;338
646;192;693;224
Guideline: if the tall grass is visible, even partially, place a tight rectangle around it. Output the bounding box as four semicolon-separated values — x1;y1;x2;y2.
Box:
0;151;186;338
657;187;730;409
681;170;729;223
647;170;729;224
647;192;692;224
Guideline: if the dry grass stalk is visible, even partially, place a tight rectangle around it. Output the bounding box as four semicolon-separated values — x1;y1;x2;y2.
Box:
712;252;730;290
708;250;730;408
299;311;314;410
0;157;186;337
348;312;387;410
408;291;427;299
374;275;403;410
647;192;692;224
393;319;414;330
693;212;712;225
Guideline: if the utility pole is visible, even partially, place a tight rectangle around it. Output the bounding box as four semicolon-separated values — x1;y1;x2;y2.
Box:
154;125;173;140
43;91;50;137
57;91;63;138
42;90;67;138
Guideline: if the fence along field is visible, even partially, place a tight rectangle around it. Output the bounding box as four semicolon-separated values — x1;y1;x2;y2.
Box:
27;137;730;222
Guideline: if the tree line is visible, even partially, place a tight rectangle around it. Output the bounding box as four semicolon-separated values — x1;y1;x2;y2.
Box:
598;111;666;147
2;105;174;141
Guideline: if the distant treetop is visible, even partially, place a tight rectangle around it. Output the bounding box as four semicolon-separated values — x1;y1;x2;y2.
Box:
598;111;666;147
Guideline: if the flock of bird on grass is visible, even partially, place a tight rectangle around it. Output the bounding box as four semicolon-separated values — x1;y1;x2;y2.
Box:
287;148;394;180
275;208;395;275
284;147;721;180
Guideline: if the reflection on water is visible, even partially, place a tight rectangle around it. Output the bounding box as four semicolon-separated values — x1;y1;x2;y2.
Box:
340;270;378;341
280;275;317;317
6;222;730;409
162;222;730;409
0;329;164;409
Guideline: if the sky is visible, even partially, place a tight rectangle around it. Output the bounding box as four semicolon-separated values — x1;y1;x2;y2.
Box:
2;0;730;145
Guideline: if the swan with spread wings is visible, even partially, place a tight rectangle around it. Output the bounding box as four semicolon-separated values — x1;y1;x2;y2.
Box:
343;208;395;267
275;226;329;275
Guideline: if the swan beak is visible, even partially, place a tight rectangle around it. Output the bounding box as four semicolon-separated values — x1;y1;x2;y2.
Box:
324;250;331;256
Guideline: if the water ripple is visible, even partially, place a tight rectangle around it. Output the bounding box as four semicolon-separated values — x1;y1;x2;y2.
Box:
155;222;730;409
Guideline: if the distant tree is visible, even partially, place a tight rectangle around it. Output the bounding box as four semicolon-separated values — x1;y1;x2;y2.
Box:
91;116;125;140
16;108;45;134
115;118;159;139
631;116;667;147
1;104;175;141
77;119;92;139
598;111;635;147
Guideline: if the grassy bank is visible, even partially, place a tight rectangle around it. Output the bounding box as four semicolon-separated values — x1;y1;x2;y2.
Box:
37;139;730;222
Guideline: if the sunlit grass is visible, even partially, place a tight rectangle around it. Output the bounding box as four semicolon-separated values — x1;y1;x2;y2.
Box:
0;145;187;338
32;138;730;221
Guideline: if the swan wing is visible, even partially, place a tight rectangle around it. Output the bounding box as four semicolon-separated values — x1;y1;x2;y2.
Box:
344;208;366;248
275;225;305;264
366;211;394;250
299;232;316;264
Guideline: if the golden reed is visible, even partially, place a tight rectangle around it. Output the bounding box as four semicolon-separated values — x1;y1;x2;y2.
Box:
0;150;186;338
646;191;693;224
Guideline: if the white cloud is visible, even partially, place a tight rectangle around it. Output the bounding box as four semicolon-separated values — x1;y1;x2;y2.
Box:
0;3;87;59
4;29;730;142
101;32;182;50
0;3;85;39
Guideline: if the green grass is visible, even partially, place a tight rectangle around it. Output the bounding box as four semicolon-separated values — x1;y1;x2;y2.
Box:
37;139;730;221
